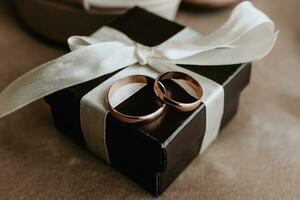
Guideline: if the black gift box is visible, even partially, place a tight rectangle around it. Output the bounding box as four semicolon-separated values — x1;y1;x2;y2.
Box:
45;7;251;196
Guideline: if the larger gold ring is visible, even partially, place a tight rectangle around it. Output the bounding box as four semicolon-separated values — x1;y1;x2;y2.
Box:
107;75;166;124
154;71;203;112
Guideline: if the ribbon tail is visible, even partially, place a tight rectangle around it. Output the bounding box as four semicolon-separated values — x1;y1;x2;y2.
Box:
0;42;137;118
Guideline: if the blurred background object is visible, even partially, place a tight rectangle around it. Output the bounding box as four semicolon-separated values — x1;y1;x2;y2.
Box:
182;0;240;9
14;0;115;44
14;0;180;44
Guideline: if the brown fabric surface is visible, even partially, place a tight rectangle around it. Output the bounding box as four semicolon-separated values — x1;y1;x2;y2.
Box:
1;0;300;199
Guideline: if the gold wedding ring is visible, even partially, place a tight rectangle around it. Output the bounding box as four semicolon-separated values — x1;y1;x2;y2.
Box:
107;75;166;124
154;71;203;112
107;72;203;124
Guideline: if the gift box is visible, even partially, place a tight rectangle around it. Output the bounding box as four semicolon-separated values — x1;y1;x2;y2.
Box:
44;7;251;195
0;1;277;196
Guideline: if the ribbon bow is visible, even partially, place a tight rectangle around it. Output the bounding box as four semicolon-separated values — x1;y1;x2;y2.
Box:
0;1;277;119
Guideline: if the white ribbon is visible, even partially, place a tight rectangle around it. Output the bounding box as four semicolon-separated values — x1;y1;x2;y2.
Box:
83;0;181;20
0;2;278;162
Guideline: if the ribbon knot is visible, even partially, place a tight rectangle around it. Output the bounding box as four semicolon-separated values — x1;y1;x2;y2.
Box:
135;43;155;65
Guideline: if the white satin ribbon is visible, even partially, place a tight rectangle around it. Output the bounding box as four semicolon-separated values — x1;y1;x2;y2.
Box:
0;2;278;162
83;0;181;20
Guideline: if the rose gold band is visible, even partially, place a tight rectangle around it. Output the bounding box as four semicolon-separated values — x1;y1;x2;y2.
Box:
107;75;166;124
154;71;203;112
107;72;203;124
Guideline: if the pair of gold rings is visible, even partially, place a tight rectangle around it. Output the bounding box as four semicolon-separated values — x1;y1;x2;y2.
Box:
107;71;203;124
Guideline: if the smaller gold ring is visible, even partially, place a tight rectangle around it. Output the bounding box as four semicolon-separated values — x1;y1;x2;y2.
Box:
154;71;203;112
107;75;166;124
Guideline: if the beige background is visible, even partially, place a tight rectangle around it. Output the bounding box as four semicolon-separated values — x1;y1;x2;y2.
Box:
1;0;300;199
